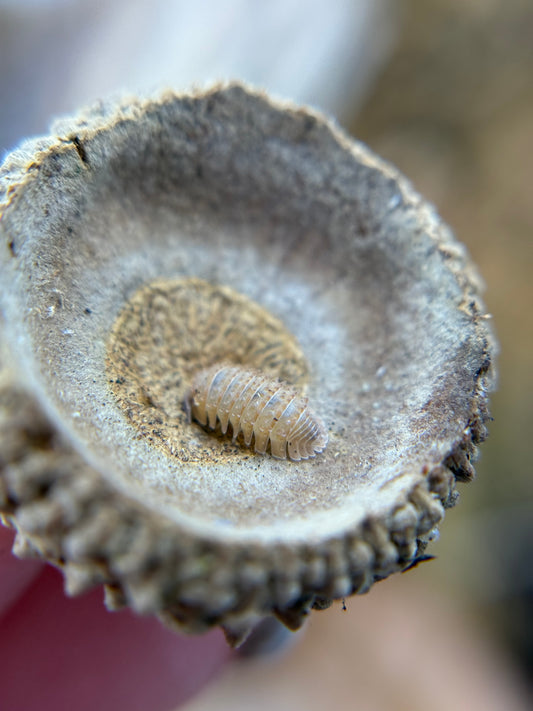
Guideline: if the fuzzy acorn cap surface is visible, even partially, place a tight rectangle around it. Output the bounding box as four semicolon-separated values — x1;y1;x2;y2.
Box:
0;84;496;645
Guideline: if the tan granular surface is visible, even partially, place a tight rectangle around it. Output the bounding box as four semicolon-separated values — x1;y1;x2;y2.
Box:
106;278;309;462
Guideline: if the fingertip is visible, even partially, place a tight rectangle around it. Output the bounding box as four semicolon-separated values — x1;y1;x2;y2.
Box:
0;565;232;711
0;524;43;619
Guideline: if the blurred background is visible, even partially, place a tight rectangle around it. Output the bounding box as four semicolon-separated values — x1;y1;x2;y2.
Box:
1;0;532;709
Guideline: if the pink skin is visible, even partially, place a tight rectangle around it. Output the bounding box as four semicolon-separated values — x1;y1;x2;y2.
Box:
0;526;231;711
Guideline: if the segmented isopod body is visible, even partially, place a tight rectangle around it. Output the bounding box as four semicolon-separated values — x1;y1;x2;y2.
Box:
186;364;328;461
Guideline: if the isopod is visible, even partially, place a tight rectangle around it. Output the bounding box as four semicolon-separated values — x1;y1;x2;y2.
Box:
185;364;328;461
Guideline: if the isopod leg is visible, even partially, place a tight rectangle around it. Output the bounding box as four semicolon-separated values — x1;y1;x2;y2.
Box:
270;435;288;459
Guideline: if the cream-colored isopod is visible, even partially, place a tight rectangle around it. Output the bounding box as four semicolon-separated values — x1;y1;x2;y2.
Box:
186;364;328;461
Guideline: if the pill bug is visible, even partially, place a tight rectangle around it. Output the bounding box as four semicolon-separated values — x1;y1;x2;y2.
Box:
185;364;328;461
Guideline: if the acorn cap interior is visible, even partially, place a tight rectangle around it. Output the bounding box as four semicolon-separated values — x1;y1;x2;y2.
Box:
0;84;495;640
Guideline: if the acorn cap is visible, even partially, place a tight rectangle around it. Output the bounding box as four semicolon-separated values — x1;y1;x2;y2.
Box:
0;84;496;646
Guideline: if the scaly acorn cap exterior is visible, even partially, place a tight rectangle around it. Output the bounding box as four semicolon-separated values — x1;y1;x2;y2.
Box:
0;84;496;646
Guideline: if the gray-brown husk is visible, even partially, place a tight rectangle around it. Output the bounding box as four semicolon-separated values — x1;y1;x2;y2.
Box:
0;83;496;646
